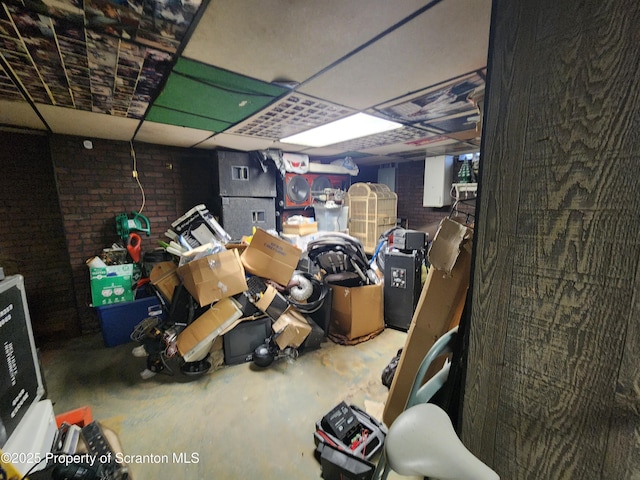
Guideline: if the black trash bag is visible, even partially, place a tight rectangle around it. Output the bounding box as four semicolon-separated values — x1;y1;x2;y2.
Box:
381;348;403;389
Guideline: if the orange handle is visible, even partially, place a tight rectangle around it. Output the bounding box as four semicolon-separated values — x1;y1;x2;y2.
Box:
127;233;142;262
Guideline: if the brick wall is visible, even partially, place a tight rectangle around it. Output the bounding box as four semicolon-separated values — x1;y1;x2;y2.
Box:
1;130;461;340
0;132;79;343
396;160;450;233
50;135;214;334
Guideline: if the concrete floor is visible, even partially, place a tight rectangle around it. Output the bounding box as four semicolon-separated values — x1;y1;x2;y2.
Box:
40;328;419;479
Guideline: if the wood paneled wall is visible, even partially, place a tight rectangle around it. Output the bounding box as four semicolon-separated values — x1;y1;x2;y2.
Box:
462;0;640;478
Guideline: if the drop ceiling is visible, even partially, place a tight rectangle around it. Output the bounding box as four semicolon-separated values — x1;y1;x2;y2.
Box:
0;0;491;164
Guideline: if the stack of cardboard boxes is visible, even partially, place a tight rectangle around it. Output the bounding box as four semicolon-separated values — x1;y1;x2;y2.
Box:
146;228;385;368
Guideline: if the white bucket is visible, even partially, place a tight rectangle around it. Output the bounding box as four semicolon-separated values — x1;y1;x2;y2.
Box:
314;204;343;232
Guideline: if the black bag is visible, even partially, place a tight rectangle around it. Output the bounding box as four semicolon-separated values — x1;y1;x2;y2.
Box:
381;348;403;388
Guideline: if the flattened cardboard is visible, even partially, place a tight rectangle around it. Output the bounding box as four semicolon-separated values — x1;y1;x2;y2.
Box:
240;228;302;286
382;221;473;427
330;282;384;340
177;249;248;307
149;261;179;302
254;286;278;313
176;297;243;361
428;217;472;274
272;306;312;349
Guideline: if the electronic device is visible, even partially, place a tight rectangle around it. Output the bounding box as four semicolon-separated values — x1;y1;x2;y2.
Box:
212;196;276;242
388;229;427;251
61;424;82;454
223;316;272;365
52;462;101;480
245;277;290;320
384;250;424;331
81;421;128;479
315;442;375;480
213;150;277;198
315;403;386;461
321;402;359;441
0;275;56;476
298;315;324;351
279;173;350;209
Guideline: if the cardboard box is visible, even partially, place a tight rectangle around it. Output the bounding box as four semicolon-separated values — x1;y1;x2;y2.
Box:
240;228;302;286
427;216;473;274
177;249;248;307
89;263;140;306
283;221;318;236
176;297;243;362
382;218;473;427
281;232;323;252
209;336;225;370
253;285;289;320
272;306;312;349
329;282;384;340
149;261;180;302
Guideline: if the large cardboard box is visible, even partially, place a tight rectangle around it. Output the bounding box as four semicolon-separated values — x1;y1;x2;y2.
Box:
177;249;248;307
382;218;473;427
272;306;312;349
176;297;243;362
329;282;384;340
149;261;179;302
240;228;302;286
89;263;141;306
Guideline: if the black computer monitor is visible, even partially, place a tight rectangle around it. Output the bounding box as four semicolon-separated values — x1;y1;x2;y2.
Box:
223;316;272;365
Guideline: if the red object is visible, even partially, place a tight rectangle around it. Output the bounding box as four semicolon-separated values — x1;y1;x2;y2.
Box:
127;233;142;262
134;277;151;289
283;173;350;208
55;406;93;428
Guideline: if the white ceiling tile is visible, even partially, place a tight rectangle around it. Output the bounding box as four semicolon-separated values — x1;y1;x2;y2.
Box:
298;0;491;109
134;121;214;147
0;0;492;161
0;100;48;131
182;0;432;84
37;105;140;140
198;132;278;151
287;145;348;157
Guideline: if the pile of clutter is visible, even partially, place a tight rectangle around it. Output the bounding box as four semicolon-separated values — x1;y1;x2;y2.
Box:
130;204;383;379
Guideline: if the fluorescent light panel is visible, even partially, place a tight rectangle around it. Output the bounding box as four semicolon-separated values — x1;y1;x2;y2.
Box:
280;113;403;147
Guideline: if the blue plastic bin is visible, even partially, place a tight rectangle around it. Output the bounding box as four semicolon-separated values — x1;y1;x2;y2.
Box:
95;295;164;347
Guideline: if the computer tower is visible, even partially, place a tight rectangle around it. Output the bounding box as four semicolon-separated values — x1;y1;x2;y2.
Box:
383;251;422;331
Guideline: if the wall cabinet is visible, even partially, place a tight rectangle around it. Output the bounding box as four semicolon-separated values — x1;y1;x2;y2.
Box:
422;155;454;207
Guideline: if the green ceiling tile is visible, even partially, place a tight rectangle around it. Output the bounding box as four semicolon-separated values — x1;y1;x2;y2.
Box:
150;58;289;127
153;74;274;124
146;105;231;131
173;58;287;97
